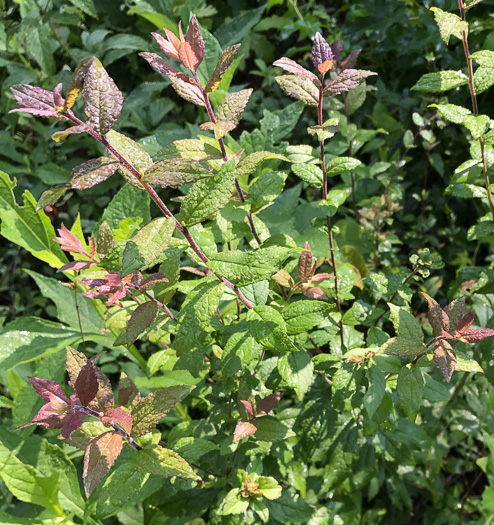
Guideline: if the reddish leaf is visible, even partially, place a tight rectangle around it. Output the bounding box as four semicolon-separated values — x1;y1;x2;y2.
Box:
233;420;258;442
205;44;241;93
138;273;169;291
318;60;333;74
256;393;283;417
54;224;89;257
152;29;181;62
57;260;95;273
9;84;66;119
298;242;313;280
101;408;132;434
240;400;255;418
139;52;193;83
83;431;123;497
52;123;92;143
66;346;88;390
433;340;457;382
331;39;343;62
311;272;332;282
74;361;99;407
302;286;328;300
90;364;115;413
312;33;333;70
455;309;475;334
60;410;85;439
421;292;449;337
182;15;204;71
273;57;318;83
458;328;494;343
340;49;361;70
323;69;377;96
28;377;70;405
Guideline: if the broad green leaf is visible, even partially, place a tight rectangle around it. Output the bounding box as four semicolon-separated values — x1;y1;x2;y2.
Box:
220;488;249;515
281;300;334;335
21;23;55;74
142;159;212;188
0;171;66;269
216;89;252;125
215;4;266;47
275;75;319;106
470;50;494;68
126;301;159;346
247;305;298;352
120;216;176;276
455;356;483;373
69;157;119;189
236;151;288;178
388;304;423;340
363;365;386;418
325;157;362;176
474;66;494;94
249;171;287;213
430;7;468;45
266;491;314;523
429;103;471;124
68;0;98;17
258;476;283;500
379;336;426;357
463;114;491;139
64;421;109;451
446;183;488;201
411;70;469;92
397;366;425;420
254;416;296;441
82;57;123;135
135;444;199;479
307;118;339;142
179;158;236;226
278;351;314;399
0;443;63;516
222;329;263;380
319;188;351;217
423;374;450;402
154;138;220;162
106;130;152;190
291;163;323;187
467;221;494;241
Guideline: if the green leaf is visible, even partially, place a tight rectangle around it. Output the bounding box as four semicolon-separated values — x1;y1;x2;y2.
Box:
388;304;423;340
142;159;212;188
0;171;66;269
281;300;334;335
463;114;491;139
325;157;362;176
220;488;249;515
217;89;252;125
291;163;323;187
473;66;494;94
319;188;351;216
131;385;194;437
179;158;236;226
247;305;298;352
236;151;288;178
275;75;319;106
307;118;339;142
467;221;494;241
363;364;386;418
22;23;55;74
68;0;98;17
470;50;494;68
379;336;426;357
135;444;199;479
429;103;471;124
126;301;159;346
154;138;220;162
446;183;488;201
205;44;241;93
266;491;314;523
215;4;266;47
120;217;176;276
0;443;63;516
82;57;123;134
411;70;469;92
105;130;152;190
249;171;287;213
254;416;296;441
36;185;69;212
430;7;468;45
423;374;450;402
455;356;483;373
68;157;119;189
278;351;314;399
397;366;425;420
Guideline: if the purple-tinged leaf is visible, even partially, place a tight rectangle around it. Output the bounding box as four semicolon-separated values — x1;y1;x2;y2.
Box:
28;377;70;405
199;120;236;139
302;286;328;300
455;310;475;334
138;273;169;291
152;30;181;62
331;39;343;62
102;407;132;434
323;69;377;96
131;385;194;438
256;393;283;416
340;49;361;70
74;361;99;407
67;346;88;390
312;33;333;70
205;44;241;93
139;52;193;83
60;411;85;439
298;242;313;280
118;372;141;409
69;157;119;190
90;363;115;413
10;84;67;119
273;57;319;83
126;300;159;347
458;328;494;343
57;260;95;273
182;15;204;71
217;89;253;125
433;340;456;382
444;297;466;331
65;56;93;111
275;75;319;106
52;123;92;143
311;272;332;282
169;76;206;106
142;158;211;188
53;83;64;107
233;420;258;442
83;431;123;497
421;292;449;336
54;224;88;256
240;400;255;417
82;57;123;135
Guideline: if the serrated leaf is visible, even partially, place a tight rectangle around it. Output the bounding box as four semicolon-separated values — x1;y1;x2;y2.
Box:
131;385;193;437
205;44;241;93
281;300;334;335
82;57;123;134
83;431;123;497
275;75;319;106
397;366;424;420
216;89;252;125
430;7;468;45
446;183;488;200
170;76;206;106
179;158;236;226
273;57;318;82
142;159;211;187
429;103;471;124
307;118;339;142
363;365;386;418
255;416;295;441
278;351;314;399
199;120;236;138
233;419;258;442
411;70;469;92
291;163;323;187
323;69;377;96
379;337;427;357
10;84;63;119
69;157;119;190
311;32;333;69
247;305;297;353
135;444;199;479
388;304;423;340
154;138;220;162
36;185;69;213
325;156;362;176
126;301;159;346
106;130;152;190
236;151;288;178
473;66;494;94
463;114;491;139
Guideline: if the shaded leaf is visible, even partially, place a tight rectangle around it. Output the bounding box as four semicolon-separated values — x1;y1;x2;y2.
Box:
205;44;241;93
397;366;424;419
199;120;236;139
118;372;141;409
126;301;159;346
139;52;192;83
74;361;99;407
278;351;314;400
256;392;283;416
64;56;93;111
379;336;426;357
36;185;69;213
421;292;449;336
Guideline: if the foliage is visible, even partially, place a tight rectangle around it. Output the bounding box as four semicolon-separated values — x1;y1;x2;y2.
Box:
2;0;494;523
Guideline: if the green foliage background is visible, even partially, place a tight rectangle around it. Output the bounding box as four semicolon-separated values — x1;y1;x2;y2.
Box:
2;0;494;523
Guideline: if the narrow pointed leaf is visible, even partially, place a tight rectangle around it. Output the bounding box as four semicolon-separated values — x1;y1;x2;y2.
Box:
205;44;241;93
323;69;377;96
69;157;119;190
312;33;333;69
182;15;204;71
64;56;93;111
340;49;361;70
273;57;318;82
433;340;456;382
10;84;65;119
139;52;193;82
74;361;99;407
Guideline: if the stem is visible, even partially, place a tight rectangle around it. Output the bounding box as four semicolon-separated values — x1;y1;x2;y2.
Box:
458;0;494;220
318;78;344;349
190;70;262;245
64;113;254;310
